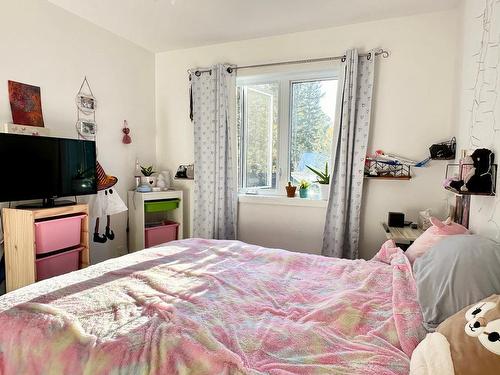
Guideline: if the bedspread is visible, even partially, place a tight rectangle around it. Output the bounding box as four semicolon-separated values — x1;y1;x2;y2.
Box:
0;239;424;374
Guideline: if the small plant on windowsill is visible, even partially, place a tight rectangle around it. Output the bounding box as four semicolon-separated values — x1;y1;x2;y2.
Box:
140;165;157;187
307;162;331;200
298;180;311;198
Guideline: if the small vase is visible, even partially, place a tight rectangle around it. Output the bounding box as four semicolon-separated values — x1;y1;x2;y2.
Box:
285;182;297;198
299;188;309;198
319;184;330;200
141;176;157;187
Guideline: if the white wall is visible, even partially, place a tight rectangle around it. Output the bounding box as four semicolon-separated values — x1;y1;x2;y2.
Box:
156;10;460;259
456;0;500;241
0;0;156;264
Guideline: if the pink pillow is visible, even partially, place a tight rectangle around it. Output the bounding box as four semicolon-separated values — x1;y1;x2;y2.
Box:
405;217;469;265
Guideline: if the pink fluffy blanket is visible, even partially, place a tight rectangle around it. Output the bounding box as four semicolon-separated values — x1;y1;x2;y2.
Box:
0;239;424;374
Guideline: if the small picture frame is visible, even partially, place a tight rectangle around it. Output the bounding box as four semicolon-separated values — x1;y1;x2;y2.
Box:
76;94;97;114
76;119;97;138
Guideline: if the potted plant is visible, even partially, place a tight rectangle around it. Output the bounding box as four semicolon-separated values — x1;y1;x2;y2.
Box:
298;180;311;198
307;162;331;200
140;165;157;187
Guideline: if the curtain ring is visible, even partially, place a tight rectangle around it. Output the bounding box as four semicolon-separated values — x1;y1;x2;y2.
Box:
367;52;372;61
227;67;233;74
195;71;201;77
341;55;347;62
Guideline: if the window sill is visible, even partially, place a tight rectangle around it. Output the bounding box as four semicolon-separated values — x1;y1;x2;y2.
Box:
238;194;328;208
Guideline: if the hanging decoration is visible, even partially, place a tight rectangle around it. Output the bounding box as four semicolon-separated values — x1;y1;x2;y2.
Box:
122;120;132;144
75;76;97;141
90;162;127;243
73;76;128;243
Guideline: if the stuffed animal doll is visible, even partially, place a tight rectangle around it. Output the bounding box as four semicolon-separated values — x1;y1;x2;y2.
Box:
411;295;500;375
449;149;495;194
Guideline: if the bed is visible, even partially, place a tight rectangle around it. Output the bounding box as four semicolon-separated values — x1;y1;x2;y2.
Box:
0;239;424;374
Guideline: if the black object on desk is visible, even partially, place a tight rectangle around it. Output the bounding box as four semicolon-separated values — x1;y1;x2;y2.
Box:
388;212;405;228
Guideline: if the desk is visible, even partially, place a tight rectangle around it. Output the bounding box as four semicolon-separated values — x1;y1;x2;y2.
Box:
382;223;424;250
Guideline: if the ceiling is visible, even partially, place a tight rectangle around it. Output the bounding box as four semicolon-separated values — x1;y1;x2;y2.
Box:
47;0;460;52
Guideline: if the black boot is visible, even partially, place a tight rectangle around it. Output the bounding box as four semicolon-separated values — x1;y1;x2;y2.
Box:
105;226;115;241
93;232;107;243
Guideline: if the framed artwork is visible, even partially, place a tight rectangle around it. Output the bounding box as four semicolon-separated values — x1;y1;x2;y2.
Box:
8;80;44;127
76;119;97;139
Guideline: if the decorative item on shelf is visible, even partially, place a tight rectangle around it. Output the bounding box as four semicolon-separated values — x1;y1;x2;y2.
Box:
134;159;141;188
122;120;132;144
8;80;44;127
444;148;496;196
186;164;194;179
136;184;152;193
372;150;430;167
298;180;311;198
75;76;97;141
364;159;412;180
140;165;157;187
285;182;297;198
1;123;50;136
156;170;171;191
429;137;456;160
307;162;330;200
175;164;194;180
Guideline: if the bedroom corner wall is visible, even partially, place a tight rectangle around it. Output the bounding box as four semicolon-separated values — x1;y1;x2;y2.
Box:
0;0;156;265
156;10;461;259
456;0;500;241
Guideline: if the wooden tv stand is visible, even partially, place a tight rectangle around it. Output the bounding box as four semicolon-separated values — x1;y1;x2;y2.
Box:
2;204;89;292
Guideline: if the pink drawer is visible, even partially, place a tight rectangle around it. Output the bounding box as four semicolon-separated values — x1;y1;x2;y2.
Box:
145;221;179;248
35;247;83;281
35;215;86;254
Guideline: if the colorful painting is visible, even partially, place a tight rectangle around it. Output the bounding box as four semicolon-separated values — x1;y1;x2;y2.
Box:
8;80;44;127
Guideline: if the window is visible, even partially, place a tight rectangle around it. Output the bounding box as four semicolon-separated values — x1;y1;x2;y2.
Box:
237;71;338;197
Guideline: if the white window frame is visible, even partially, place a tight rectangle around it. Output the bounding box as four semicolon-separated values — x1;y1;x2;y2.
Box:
237;68;339;196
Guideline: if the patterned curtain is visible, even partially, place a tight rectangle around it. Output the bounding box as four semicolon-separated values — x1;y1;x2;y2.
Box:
191;64;237;240
322;49;376;259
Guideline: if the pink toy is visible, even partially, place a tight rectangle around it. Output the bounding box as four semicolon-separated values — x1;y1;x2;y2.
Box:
405;217;469;265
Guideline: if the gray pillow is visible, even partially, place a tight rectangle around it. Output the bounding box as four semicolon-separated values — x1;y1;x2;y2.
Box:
414;235;500;331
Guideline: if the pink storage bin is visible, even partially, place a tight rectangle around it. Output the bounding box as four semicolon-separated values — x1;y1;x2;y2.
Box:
35;214;85;254
145;221;179;248
35;247;83;281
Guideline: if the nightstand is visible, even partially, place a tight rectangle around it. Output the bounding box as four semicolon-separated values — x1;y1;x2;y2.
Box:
382;223;424;251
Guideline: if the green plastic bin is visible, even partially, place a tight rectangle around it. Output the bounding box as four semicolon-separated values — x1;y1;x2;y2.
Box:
144;199;180;213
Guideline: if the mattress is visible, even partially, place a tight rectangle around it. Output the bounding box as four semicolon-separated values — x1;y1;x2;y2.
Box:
0;239;424;374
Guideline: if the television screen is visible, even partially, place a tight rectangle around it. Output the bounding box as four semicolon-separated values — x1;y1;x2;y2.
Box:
0;134;97;202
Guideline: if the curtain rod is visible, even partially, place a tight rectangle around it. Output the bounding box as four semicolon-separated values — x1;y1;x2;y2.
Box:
188;48;390;76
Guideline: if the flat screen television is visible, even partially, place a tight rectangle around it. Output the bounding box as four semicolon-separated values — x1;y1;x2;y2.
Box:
0;133;97;206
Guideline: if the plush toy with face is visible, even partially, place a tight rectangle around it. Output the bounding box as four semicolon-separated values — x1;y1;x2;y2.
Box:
411;295;500;375
441;294;500;374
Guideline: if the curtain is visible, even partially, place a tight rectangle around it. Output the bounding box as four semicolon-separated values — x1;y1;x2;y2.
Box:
191;64;238;240
322;49;376;259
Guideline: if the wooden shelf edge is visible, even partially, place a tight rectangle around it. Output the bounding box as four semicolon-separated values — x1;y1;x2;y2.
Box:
444;186;496;197
364;176;412;180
